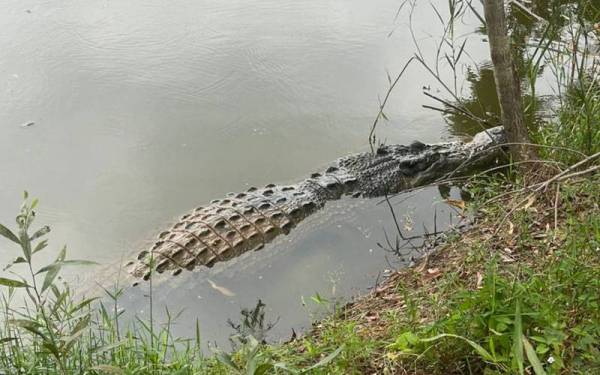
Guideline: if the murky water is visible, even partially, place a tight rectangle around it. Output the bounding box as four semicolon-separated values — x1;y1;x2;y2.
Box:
2;0;502;346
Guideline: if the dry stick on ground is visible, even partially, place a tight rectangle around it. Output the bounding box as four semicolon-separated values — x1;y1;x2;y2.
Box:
533;151;600;192
554;183;560;235
491;154;600;236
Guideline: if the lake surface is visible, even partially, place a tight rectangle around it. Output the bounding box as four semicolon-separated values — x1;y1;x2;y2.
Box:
1;0;493;347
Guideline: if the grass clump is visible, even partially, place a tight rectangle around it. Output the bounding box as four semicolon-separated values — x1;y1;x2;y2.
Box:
0;193;224;374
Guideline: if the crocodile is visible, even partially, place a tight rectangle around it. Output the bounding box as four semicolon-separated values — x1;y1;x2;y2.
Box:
128;126;506;281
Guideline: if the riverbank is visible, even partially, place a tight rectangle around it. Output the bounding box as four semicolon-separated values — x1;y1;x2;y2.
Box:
252;168;600;374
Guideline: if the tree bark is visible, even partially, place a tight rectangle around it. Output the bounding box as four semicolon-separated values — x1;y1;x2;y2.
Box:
483;0;538;163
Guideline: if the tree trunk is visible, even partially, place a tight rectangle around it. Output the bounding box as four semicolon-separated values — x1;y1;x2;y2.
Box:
483;0;538;163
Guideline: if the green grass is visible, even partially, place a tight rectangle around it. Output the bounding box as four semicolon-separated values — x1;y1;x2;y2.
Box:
0;193;229;374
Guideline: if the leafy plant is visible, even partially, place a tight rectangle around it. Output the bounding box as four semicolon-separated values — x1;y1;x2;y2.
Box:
0;192;97;373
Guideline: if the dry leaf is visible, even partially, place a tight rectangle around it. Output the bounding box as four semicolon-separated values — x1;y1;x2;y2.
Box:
365;311;379;322
476;272;484;289
446;199;466;210
519;194;536;211
207;279;236;297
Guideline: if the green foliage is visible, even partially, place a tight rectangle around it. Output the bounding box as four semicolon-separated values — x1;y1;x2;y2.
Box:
0;195;345;374
0;195;212;374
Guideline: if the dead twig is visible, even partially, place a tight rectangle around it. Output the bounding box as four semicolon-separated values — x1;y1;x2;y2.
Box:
369;57;416;153
533;151;600;192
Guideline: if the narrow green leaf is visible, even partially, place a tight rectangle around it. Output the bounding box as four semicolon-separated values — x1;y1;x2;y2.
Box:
42;341;61;360
19;230;31;262
3;256;27;271
456;38;468;63
214;349;240;371
513;301;524;375
33;239;48;254
40;246;66;293
0;223;20;244
93;340;127;354
30;225;50;241
421;334;495;362
9;319;48;341
13;256;27;264
64;316;91;351
303;346;344;372
0;277;29;288
523;337;547;375
254;363;274;375
37;259;98;275
70;297;98;315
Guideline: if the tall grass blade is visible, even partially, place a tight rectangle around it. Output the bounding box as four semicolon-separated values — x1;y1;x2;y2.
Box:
523;337;547;375
513;301;524;374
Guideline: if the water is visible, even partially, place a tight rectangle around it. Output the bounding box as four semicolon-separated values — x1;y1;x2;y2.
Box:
1;0;495;346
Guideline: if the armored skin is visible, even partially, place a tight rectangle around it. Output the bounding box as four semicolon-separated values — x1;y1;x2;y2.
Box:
129;127;505;280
